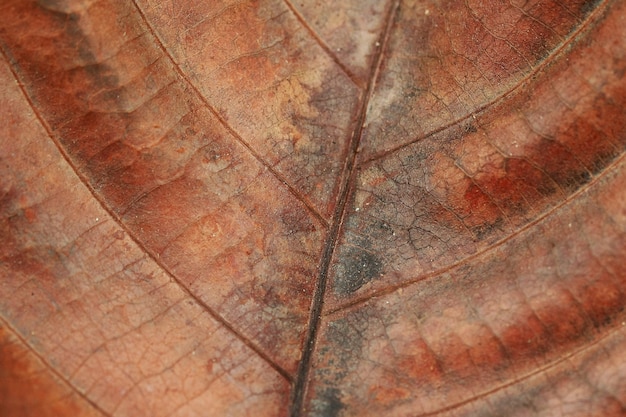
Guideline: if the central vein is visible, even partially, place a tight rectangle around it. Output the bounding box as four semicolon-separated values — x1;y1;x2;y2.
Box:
288;1;401;415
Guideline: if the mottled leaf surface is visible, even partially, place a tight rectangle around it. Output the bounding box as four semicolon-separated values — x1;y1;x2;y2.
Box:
0;0;624;416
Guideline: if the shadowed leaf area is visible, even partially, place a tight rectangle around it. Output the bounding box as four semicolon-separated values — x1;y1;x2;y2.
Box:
1;0;625;416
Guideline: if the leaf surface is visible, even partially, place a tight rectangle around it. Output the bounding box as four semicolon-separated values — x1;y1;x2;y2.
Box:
0;0;625;416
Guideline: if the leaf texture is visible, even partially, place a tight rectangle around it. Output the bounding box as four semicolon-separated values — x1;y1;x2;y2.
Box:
0;0;625;416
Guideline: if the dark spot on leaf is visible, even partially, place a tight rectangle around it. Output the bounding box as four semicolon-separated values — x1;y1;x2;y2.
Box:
464;121;478;134
471;217;504;240
581;0;603;16
309;388;345;417
333;247;383;295
280;205;316;234
306;313;373;414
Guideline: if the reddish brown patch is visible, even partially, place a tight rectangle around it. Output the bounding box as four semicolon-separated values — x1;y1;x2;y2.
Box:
461;182;503;237
0;324;104;417
368;376;411;405
533;290;590;344
432;333;478;380
500;313;552;361
463;325;509;370
396;337;444;384
23;207;37;223
579;280;625;328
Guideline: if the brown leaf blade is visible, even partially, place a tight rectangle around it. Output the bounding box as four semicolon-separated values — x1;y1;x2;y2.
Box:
0;0;625;416
0;0;335;375
0;321;105;417
0;27;288;416
309;0;626;415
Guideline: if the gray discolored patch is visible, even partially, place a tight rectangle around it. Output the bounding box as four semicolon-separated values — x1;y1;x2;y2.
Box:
581;0;603;16
333;246;383;295
309;388;345;417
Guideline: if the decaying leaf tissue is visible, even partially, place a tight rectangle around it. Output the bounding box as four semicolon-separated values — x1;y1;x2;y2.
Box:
0;0;624;416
